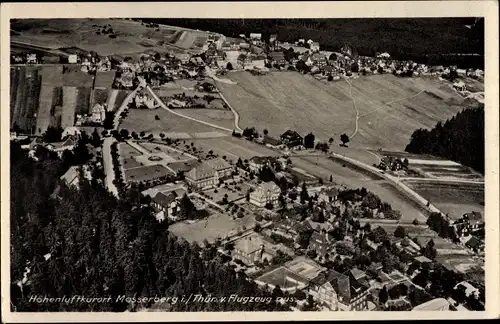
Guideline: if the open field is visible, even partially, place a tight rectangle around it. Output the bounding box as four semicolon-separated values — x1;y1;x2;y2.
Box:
169;212;255;244
176;108;235;130
403;180;484;219
119;108;218;136
123;164;173;183
112;90;130;111
188;137;280;162
217;72;470;151
94;71;116;89
92;88;109;106
61;86;77;128
11;19;208;57
10;66;40;132
139;142;194;161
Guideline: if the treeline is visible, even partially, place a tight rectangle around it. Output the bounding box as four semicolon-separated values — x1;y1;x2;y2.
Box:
10;143;289;312
405;106;484;173
138;18;484;68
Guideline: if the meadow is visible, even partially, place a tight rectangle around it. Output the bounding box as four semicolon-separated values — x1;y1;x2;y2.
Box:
217;72;469;151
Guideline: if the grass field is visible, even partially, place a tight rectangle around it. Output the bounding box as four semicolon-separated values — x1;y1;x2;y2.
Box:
175;108;235;130
61;86;77;128
76;87;92;114
11;19;208;57
92;88;109;106
403;180;484;219
169;212;256;244
189;137;280;162
119;108;217;136
123;164;173;183
112;90;130;111
217;72;469;151
10;66;40;132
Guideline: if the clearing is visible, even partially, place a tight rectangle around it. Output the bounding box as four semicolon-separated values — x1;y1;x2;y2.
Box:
217;72;470;151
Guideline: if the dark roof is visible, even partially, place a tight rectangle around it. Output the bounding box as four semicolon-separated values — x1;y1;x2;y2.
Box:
350;268;366;281
153;192;177;208
280;130;302;139
263;135;281;146
466;236;480;248
269;51;285;60
249;156;269;164
326;270;351;302
463;211;483;224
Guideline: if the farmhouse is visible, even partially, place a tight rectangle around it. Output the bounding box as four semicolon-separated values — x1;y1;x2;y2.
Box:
250;181;281;208
280;130;303;148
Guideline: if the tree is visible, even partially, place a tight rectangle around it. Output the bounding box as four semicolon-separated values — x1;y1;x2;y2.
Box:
155;115;160;120
328;137;334;144
412;218;420;226
423;239;437;260
328;53;337;61
140;131;146;138
379;286;389;305
263;129;269;136
119;129;129;139
304;133;315;149
159;133;165;139
340;133;350;146
327;75;333;81
42;126;64;143
254;223;262;232
307;249;317;259
300;182;309;204
226;62;233;70
394;226;406;238
255;214;263;222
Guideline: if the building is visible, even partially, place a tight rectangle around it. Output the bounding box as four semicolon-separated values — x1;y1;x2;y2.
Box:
68;54;79;64
280;130;303;148
452;212;484;237
318;187;339;203
249;33;262;44
26;53;37;64
232;233;277;266
263;135;282;148
454;281;480;299
310;42;320;52
412;298;450;311
248;156;270;172
185;158;232;190
268;51;286;65
311;269;369;311
308;231;334;257
91;103;107;123
59;165;91;189
453;81;467;92
151;191;179;221
249;181;281;207
465;236;484;253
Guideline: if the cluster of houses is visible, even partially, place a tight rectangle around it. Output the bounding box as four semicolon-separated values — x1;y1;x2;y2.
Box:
452;211;485;255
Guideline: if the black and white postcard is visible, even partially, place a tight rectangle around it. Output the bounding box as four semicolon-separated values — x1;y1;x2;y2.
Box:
1;1;498;322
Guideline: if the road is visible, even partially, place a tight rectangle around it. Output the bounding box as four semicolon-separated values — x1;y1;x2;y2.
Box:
344;77;360;139
145;84;234;133
215;88;243;133
102;137;118;197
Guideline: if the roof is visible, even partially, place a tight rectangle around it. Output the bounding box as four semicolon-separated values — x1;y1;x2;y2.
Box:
92;103;106;113
465;235;480;248
269;51;285;60
350;268;366;281
249;156;269;165
281;130;302;139
205;158;231;171
252;181;281;198
185;162;215;181
463;211;483;224
60;166;79;186
263;135;281;146
412;298;450;311
455;281;479;296
326;270;351;302
153;192;177;208
414;255;432;263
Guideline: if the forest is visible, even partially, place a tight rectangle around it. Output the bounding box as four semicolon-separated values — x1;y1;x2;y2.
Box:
9;142;291;312
405;105;484;173
139;18;484;69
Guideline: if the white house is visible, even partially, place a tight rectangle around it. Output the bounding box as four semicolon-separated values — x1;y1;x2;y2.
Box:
250;181;281;207
68;54;78;64
91;103;107;123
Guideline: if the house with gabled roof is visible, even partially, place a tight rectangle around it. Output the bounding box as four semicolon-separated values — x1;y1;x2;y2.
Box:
280;130;303;148
185;158;232;190
152;191;180;221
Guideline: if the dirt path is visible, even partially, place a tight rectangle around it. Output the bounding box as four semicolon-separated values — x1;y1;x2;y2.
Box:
344;77;360;139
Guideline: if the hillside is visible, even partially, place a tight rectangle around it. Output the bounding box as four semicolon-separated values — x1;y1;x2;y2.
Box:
217;72;471;151
141;18;484;68
405;106;485;173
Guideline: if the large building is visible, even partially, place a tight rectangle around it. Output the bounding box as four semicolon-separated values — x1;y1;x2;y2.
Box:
185;158;232;190
249;181;281;207
280;130;303;148
232;233;277;266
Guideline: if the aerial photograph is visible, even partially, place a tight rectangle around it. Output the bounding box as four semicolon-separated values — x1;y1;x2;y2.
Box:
8;16;485;313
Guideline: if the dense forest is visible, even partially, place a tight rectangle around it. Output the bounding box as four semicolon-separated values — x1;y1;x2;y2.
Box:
139;18;484;69
10;143;290;312
405;105;484;173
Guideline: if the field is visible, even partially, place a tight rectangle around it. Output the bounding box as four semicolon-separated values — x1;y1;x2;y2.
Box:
61;86;77;128
11;19;208;57
403;180;484;219
169;212;256;244
92;88;109;106
94;71;116;89
188;137;280;162
75;87;92;114
217;72;469;151
111;90;130;111
175;108;235;130
119;108;221;137
123;164;174;183
10;66;40;132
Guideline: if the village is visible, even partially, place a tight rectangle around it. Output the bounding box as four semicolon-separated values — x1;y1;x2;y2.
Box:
10;21;485;312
